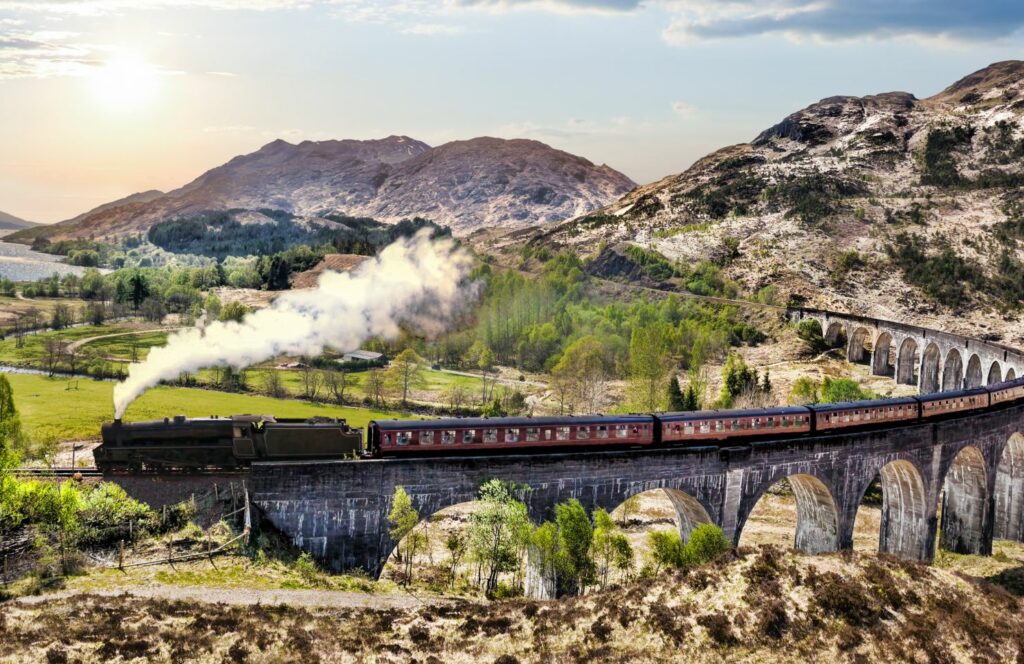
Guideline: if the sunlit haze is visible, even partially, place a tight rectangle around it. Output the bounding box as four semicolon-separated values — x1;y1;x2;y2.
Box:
1;1;1023;222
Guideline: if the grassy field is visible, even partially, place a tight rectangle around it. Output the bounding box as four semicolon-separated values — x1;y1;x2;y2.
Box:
0;295;93;328
83;330;170;361
6;373;403;444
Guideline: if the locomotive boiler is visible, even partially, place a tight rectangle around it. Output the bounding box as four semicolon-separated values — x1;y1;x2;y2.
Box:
95;414;363;471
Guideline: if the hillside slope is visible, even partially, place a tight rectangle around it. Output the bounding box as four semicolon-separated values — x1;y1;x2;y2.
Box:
531;61;1024;344
0;210;37;233
12;136;634;242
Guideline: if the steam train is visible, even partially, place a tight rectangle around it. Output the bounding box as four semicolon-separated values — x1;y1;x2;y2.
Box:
95;415;362;471
96;376;1024;471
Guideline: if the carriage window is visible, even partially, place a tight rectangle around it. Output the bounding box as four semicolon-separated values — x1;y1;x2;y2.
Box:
616;425;629;438
766;417;775;429
484;429;498;443
421;431;435;445
463;429;476;444
442;430;456;444
545;429;553;440
684;423;695;435
396;432;411;446
526;427;540;442
578;426;590;439
556;426;570;440
752;418;761;430
731;419;740;431
794;415;803;426
384;433;392;445
506;428;519;443
716;420;725;432
596;426;608;439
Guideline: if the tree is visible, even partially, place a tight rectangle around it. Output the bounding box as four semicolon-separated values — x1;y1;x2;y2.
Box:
619;493;640;528
761;369;772;394
445;532;469;589
469;479;530;594
0;375;23;452
821;376;871;403
139;297;166;323
443;384;469;412
388;486;420;584
667;375;685;411
365;369;387;407
219;301;250;323
51;303;72;330
128;272;149;310
386;348;427;406
322;370;349;404
789;376;820;405
682;366;707;411
203;293;223;319
86;302;106;326
592;508;630;588
551;336;608;414
554;498;594;596
647;530;684;576
261;370;286;398
299;364;322;400
41;337;68;376
627;322;670;412
718;353;758;408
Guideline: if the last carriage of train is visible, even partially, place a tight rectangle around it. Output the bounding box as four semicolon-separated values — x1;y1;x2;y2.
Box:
93;376;1024;472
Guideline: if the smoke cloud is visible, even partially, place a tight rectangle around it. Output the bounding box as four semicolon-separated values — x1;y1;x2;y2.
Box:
113;230;474;418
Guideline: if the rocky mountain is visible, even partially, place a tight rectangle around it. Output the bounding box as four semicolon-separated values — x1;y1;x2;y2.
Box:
13;135;634;243
529;61;1024;344
0;210;37;234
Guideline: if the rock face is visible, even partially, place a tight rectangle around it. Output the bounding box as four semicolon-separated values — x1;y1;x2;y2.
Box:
17;135;634;242
535;61;1024;344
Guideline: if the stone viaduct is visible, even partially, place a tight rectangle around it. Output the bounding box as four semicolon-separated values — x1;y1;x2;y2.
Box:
794;308;1024;394
248;309;1024;588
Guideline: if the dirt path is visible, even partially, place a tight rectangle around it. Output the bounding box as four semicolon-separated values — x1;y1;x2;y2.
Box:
13;584;466;610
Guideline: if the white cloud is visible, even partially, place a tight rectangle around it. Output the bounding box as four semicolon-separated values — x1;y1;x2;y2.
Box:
206;70;237;76
671;100;696;117
400;23;465;35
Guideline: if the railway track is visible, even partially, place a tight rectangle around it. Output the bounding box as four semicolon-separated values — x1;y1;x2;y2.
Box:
13;467;103;478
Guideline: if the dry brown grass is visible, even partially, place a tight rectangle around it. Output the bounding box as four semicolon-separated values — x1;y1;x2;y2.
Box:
3;547;1022;663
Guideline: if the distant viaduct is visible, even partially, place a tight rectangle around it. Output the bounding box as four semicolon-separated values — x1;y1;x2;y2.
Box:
242;308;1024;591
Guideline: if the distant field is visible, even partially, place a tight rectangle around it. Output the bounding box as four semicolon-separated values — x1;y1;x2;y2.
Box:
6;373;403;445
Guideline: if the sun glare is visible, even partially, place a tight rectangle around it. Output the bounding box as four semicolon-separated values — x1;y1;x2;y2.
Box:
89;54;161;114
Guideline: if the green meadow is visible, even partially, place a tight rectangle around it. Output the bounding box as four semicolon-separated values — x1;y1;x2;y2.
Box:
6;372;403;445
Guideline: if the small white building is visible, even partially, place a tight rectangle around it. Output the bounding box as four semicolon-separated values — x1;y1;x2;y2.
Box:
342;350;384;362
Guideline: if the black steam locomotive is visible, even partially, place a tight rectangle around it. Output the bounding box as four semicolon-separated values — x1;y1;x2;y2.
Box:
95;415;362;471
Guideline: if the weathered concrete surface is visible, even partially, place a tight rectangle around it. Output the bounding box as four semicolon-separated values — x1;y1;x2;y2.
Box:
113;472;249;511
250;403;1024;577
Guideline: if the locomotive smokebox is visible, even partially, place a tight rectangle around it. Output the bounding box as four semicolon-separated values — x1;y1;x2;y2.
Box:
113;418;122;426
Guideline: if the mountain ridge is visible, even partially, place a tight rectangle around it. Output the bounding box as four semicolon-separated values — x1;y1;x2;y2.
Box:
12;135;635;243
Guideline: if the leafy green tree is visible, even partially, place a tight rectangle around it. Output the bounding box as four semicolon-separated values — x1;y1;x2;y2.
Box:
821;376;872;403
684;524;731;566
627;321;670;412
718;353;758;408
647;530;684;576
789;376;820;405
592;508;631;588
554;498;594;596
388;486;420;583
219;301;250;323
387;348;427;406
0;375;23;452
128;272;149;310
667;374;685;411
469;479;530;594
551;336;608;414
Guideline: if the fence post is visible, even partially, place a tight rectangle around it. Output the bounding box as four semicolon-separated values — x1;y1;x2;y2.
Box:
118;540;124;570
3;555;7;586
167;539;172;564
214;483;219;503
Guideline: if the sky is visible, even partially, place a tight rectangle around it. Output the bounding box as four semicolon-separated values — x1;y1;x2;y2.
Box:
1;0;1022;223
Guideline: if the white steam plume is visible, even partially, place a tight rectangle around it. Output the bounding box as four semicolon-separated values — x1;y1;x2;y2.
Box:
113;230;474;418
